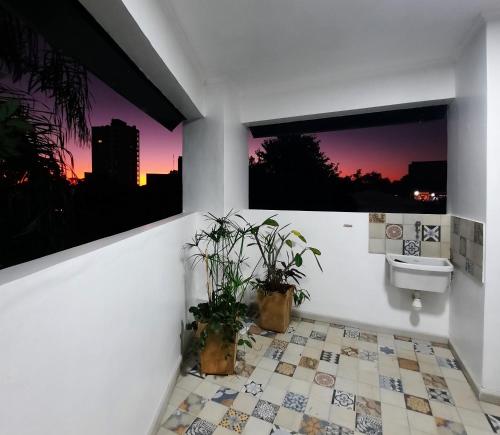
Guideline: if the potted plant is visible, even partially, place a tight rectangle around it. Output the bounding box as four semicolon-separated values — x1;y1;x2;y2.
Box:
186;212;255;375
250;216;322;333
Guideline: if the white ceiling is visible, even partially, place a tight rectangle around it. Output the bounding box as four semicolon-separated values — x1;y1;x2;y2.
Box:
165;0;499;93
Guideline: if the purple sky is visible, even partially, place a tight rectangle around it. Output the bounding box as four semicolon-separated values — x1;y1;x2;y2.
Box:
248;119;447;180
68;74;182;185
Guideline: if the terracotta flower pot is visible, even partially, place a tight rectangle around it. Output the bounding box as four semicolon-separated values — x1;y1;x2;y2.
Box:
197;323;237;375
257;286;294;333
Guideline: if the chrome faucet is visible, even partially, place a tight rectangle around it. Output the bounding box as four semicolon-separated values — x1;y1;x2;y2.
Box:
415;220;421;240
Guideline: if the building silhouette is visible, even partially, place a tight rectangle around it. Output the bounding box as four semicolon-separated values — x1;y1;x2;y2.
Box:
90;119;139;187
408;160;447;193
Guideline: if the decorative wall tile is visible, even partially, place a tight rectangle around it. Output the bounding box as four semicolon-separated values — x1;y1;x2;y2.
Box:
403;240;421;256
451;216;484;282
423;225;441;242
386;224;403;240
369;213;386;223
369;213;451;258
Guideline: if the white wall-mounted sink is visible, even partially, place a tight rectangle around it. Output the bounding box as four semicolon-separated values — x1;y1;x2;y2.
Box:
386;254;453;293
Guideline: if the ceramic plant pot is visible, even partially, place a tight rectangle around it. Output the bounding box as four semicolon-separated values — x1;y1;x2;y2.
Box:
197;323;237;375
257;286;294;333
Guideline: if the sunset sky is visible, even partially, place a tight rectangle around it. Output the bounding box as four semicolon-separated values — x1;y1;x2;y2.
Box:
66;74;183;186
248;119;447;181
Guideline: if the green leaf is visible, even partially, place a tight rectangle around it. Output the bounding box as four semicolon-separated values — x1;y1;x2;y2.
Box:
309;247;321;255
285;239;294;248
291;230;307;243
262;218;279;227
294;253;303;267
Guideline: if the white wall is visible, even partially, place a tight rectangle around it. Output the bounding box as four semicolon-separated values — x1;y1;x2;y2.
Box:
240;64;455;125
0;213;198;435
242;209;450;338
447;27;487;388
183;84;249;215
483;19;500;396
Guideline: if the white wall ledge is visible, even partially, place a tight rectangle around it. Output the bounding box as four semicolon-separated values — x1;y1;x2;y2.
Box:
0;212;197;287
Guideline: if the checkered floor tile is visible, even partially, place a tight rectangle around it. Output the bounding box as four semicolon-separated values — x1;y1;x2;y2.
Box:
157;317;497;435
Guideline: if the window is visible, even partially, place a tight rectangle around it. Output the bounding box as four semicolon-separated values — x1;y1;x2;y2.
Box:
249;107;447;214
0;2;183;269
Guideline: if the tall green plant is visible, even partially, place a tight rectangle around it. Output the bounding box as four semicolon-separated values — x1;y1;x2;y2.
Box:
186;212;256;350
250;215;322;306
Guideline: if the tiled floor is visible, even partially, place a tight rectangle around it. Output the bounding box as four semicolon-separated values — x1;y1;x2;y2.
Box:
157;318;500;435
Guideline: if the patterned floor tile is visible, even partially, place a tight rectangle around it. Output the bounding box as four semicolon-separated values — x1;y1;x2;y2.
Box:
164;317;488;435
265;347;285;361
341;346;358;357
234;361;255;378
252;399;280;423
332;390;356;410
379;345;395;355
422;373;448;390
359;349;378;362
283;391;308;413
212;388;239;407
359;332;378;344
404;394;432;415
343;328;360;339
270;424;299;434
436;356;459;370
313;372;335;388
435;417;466;435
379;375;403;393
355;396;381;417
355;413;382;435
428;388;455;406
271;339;289;351
310;331;327;341
291;335;308;346
179;393;209;415
186;418;217;435
320;350;332;362
414;341;435;355
242;381;264;397
219;408;250;433
163;409;196;434
299;356;319;370
486;413;500;433
298;414;330;435
276;362;297;377
398;357;420;371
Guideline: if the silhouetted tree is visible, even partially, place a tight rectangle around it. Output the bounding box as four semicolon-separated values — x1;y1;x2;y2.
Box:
0;5;91;268
250;134;339;210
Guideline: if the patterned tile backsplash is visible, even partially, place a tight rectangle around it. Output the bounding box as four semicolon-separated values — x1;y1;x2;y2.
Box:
368;213;451;258
450;216;484;282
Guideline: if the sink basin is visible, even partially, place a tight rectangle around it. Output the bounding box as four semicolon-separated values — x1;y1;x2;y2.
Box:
386;254;453;293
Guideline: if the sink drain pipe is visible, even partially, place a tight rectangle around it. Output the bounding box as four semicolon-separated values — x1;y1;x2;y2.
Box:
412;291;422;311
